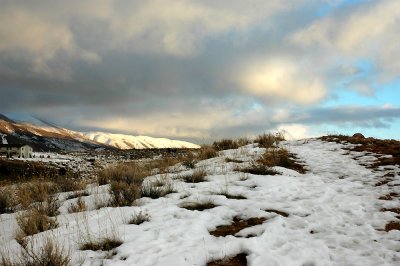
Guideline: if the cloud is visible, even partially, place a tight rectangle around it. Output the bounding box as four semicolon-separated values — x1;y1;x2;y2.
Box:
239;59;327;104
292;0;400;80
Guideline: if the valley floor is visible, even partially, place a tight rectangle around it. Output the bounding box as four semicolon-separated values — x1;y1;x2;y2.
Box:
1;139;399;265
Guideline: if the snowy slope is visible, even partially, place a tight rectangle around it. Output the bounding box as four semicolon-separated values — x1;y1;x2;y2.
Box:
0;114;199;150
83;132;200;149
0;139;399;265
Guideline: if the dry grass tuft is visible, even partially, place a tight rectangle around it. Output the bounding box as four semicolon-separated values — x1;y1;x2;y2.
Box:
128;211;150;225
68;197;87;213
18;238;71;266
16;209;58;237
239;162;278;176
180;169;207;183
207;253;247;266
255;133;284;148
180;200;217;211
198;145;218;160
80;236;122;251
258;148;306;174
141;181;175;199
0;191;12;214
109;182;141;207
212;138;250;151
98;162;149;186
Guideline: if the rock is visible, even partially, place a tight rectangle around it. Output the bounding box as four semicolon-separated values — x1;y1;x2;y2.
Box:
352;133;365;139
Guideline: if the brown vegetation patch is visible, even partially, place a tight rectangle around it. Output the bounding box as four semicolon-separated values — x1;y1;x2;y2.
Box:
264;209;289;217
225;158;244;163
378;192;399;200
180;201;217;211
256;133;284;148
221;194;247;200
384;221;400;232
207;253;247;266
239;164;278;176
210;217;267;237
213;138;250;151
80;237;123;251
320;135;400;168
180;169;207;183
258;149;307;174
375;178;393;186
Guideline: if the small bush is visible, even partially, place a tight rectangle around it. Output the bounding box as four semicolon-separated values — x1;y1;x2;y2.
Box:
225;158;243;163
182;160;196;169
128;211;150;225
98;163;149;185
180;169;207;183
0;191;12;214
239;162;278;176
258;148;290;167
80;236;122;251
16;209;58;237
19;238;71;266
33;196;60;217
181;200;217;211
15;181;58;209
198;145;218;160
141;181;175;199
68;197;87;213
56;178;86;193
255;133;284;148
109;181;141;207
212;138;250;151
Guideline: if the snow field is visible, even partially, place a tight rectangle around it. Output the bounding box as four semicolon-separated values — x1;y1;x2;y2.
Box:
0;139;399;265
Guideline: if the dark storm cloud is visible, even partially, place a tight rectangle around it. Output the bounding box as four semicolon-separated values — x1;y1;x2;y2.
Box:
1;0;399;140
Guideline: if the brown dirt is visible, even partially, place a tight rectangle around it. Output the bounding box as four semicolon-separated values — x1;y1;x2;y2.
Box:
384;221;400;232
181;202;217;211
319;135;400;168
378;193;400;200
210;217;267;237
264;209;289;217
207;253;247;266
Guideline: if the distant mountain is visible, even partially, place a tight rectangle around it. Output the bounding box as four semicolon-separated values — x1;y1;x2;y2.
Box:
83;132;200;149
0;114;199;151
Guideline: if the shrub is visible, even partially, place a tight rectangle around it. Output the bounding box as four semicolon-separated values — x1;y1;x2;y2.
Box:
198;145;218;160
240;164;278;176
19;238;71;266
0;191;12;214
68;197;87;213
1;238;71;266
109;181;141;207
33;195;60;217
212;138;250;151
141;181;175;199
16;209;58;237
258;148;290;167
98;163;149;186
180;169;207;183
180;200;217;211
255;133;284;148
128;211;150;225
15;181;58;210
80;236;122;251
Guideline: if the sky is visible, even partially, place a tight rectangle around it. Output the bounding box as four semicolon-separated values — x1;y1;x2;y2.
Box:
0;0;399;143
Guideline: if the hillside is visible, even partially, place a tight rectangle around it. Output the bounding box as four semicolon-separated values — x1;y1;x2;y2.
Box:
0;115;199;151
82;132;200;149
0;135;399;265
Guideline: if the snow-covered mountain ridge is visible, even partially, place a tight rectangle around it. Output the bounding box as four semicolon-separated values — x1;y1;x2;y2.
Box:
82;132;200;149
0;114;199;150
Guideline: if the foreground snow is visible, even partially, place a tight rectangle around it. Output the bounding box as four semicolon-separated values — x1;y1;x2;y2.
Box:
0;139;399;265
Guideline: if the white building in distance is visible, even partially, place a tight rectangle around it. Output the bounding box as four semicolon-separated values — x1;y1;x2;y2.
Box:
0;144;33;158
